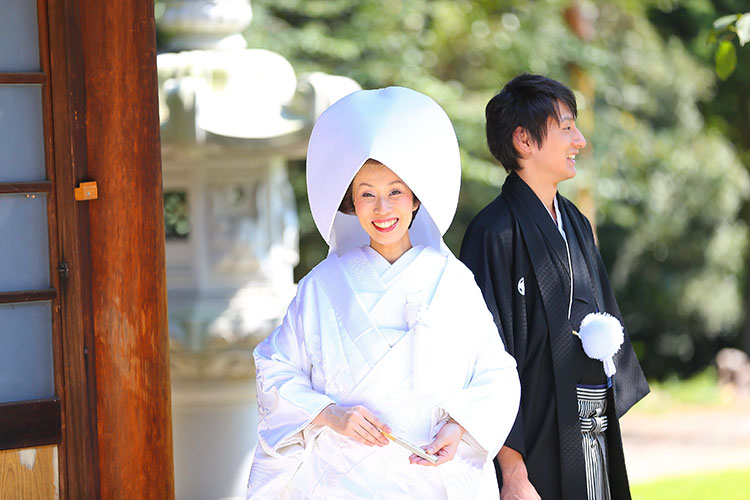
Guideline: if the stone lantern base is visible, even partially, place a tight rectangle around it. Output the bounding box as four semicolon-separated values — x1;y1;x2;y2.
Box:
172;378;257;500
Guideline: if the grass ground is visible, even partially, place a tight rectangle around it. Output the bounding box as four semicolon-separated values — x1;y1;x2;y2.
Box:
631;468;750;500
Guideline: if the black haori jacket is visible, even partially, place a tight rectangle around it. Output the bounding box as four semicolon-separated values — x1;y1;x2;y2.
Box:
460;172;649;500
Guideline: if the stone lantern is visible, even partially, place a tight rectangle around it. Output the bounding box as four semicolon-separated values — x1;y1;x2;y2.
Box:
156;2;360;498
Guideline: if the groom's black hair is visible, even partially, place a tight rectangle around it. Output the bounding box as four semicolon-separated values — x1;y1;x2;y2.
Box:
486;73;578;173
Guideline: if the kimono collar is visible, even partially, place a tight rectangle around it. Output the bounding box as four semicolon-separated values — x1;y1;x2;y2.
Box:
314;246;447;370
503;172;570;275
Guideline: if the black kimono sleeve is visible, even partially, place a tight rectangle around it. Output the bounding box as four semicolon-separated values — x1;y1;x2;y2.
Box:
574;208;650;417
594;244;650;417
460;202;528;458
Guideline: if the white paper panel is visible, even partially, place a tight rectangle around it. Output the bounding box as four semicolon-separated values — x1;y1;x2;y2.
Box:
0;194;50;292
0;0;40;71
0;301;54;403
0;85;46;182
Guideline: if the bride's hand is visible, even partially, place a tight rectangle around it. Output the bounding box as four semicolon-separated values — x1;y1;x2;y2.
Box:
313;404;391;447
409;418;465;466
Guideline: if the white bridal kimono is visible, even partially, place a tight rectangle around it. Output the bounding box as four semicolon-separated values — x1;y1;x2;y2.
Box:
248;245;520;499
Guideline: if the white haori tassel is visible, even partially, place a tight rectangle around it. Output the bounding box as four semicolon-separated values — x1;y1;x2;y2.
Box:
405;301;431;391
575;312;624;377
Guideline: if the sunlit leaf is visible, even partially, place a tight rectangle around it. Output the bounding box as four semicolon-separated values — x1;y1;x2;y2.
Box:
715;40;737;80
737;13;750;46
713;14;739;30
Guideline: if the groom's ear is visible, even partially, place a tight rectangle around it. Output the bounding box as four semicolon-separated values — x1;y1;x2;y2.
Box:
512;126;534;157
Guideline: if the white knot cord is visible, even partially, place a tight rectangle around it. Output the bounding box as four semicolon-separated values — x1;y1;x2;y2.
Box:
577;312;624;378
603;358;617;378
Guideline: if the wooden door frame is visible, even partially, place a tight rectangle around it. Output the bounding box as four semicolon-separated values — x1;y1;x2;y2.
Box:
0;1;101;497
44;0;101;498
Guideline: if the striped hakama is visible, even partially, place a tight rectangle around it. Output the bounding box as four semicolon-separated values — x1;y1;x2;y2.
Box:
578;385;611;500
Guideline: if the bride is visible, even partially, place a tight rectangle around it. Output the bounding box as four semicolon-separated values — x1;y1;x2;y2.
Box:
247;86;520;499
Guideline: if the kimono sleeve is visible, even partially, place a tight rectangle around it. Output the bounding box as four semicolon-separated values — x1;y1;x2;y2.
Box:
254;289;335;456
571;207;649;417
460;215;528;458
589;232;650;418
437;262;521;460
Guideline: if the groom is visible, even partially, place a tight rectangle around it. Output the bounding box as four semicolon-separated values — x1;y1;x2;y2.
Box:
460;74;649;500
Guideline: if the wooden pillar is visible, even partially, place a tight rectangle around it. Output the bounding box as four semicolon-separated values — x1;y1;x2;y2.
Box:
77;1;174;498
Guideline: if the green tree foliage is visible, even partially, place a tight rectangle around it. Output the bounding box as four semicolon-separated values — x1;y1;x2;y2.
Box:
646;0;750;360
245;0;748;378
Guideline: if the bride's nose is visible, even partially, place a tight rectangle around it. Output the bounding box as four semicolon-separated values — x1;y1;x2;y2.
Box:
375;196;390;213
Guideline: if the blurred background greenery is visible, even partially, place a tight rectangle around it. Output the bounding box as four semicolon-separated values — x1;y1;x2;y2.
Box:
238;0;749;381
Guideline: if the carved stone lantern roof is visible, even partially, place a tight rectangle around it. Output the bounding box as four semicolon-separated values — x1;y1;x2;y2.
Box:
158;51;360;162
159;49;299;156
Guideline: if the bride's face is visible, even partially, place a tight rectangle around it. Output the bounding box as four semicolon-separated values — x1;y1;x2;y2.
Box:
352;162;419;262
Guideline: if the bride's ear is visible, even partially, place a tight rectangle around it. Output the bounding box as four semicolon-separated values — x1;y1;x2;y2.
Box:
408;202;421;230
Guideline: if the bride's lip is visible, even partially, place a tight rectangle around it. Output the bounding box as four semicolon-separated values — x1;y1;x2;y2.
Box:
372;218;398;232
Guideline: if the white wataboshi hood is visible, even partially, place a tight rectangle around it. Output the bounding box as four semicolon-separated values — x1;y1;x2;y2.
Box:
306;86;461;256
